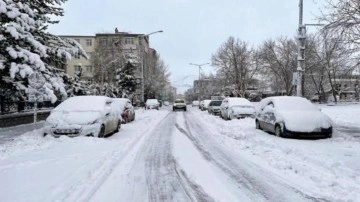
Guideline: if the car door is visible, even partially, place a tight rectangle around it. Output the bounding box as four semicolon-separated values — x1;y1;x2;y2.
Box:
220;99;227;117
105;100;116;133
262;102;276;132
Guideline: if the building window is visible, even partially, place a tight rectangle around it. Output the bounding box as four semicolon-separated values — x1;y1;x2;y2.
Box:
86;65;92;72
74;53;80;59
86;39;92;46
74;38;80;43
125;38;134;45
74;65;82;72
99;38;107;47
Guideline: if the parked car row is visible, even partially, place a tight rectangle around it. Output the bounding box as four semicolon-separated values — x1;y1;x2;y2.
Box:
43;96;136;138
199;96;333;138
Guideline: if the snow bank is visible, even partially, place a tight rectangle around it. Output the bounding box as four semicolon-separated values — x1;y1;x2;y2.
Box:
190;109;360;201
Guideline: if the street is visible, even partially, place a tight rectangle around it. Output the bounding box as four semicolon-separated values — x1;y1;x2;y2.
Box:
0;105;359;202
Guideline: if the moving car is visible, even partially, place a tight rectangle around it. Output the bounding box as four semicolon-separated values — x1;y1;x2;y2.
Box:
207;100;222;115
173;99;187;111
220;97;255;120
145;99;160;110
255;96;333;138
112;98;135;124
44;96;121;138
200;99;212;111
192;100;200;107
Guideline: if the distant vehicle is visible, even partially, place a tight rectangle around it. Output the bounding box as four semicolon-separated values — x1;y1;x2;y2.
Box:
255;96;333;138
220;97;255;120
173;99;187;111
145;99;160;110
44;96;121;138
112;98;135;124
163;101;170;106
208;100;222;115
192;100;200;107
201;99;212;111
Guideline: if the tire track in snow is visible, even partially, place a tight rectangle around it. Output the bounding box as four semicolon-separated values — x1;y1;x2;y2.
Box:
144;112;214;202
42;111;171;202
179;111;330;202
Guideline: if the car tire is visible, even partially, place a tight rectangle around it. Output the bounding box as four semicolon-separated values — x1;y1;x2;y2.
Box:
275;124;283;137
98;125;105;138
255;120;262;130
114;120;121;133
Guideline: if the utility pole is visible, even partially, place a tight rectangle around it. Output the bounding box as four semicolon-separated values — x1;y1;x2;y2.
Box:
189;63;209;102
297;0;306;97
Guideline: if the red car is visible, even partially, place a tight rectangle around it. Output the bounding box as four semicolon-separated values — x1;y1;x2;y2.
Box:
112;98;136;124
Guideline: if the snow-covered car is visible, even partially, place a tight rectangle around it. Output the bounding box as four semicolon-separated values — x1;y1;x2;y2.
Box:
44;96;121;138
192;100;200;107
200;99;212;111
207;100;222;115
145;99;159;110
255;96;333;138
173;99;187;111
112;98;135;124
220;97;255;120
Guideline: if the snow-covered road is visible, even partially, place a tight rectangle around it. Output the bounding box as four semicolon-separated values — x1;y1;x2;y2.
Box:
0;106;359;202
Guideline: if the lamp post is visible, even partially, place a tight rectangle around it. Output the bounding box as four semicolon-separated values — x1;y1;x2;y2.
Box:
189;62;209;102
139;30;163;103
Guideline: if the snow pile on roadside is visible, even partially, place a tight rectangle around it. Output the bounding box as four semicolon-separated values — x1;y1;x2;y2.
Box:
320;104;360;127
192;111;360;202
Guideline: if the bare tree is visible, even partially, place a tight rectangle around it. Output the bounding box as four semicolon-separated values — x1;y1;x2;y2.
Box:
144;52;170;100
320;0;360;48
211;36;259;97
258;37;297;95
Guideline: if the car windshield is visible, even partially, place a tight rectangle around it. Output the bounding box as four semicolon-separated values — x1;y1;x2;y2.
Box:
210;101;222;106
175;100;185;103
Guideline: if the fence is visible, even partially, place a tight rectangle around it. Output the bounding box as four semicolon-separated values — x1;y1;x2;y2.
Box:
0;101;61;115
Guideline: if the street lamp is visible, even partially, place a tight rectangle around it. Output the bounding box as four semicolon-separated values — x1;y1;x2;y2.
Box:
189;62;209;102
139;30;163;103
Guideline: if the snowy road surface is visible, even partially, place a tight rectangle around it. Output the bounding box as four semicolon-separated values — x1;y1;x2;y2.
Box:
0;106;359;202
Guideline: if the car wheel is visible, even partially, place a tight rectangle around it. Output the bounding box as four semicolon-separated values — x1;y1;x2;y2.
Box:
98;125;105;138
255;120;262;130
184;108;187;111
275;124;283;137
114;121;121;133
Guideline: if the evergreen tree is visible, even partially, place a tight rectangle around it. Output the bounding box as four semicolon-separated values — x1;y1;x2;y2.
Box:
118;62;136;97
0;0;86;102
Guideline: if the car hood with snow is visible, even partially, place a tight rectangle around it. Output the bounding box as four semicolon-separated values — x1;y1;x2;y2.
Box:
277;110;332;132
46;110;103;126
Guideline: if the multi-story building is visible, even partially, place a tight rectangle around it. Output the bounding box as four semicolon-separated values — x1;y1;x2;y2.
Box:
60;29;154;101
58;35;95;80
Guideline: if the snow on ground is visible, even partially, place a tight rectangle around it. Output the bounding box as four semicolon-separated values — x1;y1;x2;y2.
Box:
188;106;360;201
320;103;360;127
0;109;169;202
0;104;359;202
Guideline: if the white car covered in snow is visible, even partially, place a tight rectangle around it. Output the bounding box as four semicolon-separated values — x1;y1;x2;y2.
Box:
145;99;160;110
44;96;121;138
220;97;255;120
255;96;333;138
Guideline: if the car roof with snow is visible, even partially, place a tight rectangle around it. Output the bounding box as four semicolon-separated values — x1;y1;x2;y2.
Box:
225;97;253;106
260;96;317;111
54;96;111;111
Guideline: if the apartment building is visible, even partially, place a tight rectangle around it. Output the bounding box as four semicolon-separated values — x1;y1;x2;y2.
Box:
60;29;151;81
58;35;95;80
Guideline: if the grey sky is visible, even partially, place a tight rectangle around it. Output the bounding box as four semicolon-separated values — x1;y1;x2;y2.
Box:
49;0;325;93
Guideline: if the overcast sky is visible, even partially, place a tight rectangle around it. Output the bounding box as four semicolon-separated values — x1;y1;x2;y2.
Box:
49;0;325;93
